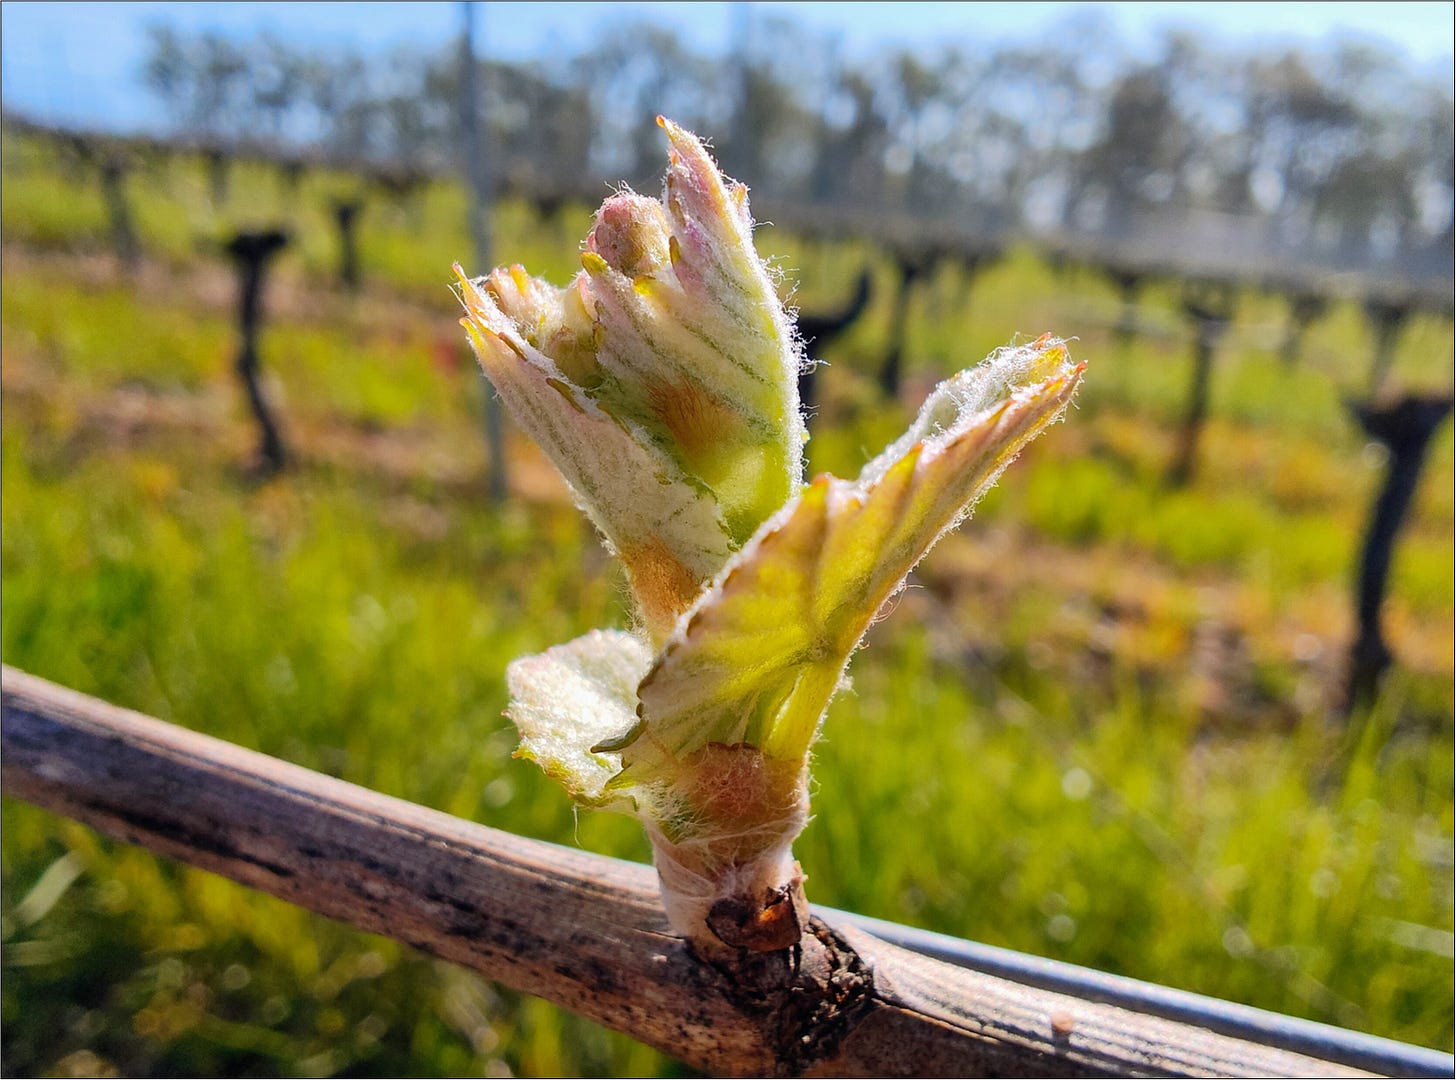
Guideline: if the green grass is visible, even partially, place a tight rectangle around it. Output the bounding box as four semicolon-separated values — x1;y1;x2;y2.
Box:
806;629;1452;1039
3;127;1452;1076
0;129;597;302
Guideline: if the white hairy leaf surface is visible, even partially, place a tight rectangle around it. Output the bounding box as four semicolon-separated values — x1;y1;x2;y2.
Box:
507;629;652;810
617;337;1084;787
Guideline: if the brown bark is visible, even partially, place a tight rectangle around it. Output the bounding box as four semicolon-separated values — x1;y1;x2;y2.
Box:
2;667;1378;1078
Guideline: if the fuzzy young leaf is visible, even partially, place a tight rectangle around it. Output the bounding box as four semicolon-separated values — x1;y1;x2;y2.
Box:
507;630;651;810
459;118;1087;950
458;119;804;644
617;337;1084;787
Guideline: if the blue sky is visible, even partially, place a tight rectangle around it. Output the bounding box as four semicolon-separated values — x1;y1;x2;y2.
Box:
2;2;1451;134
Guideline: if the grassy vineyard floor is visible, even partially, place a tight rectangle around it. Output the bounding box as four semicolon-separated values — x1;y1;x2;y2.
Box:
2;133;1452;1077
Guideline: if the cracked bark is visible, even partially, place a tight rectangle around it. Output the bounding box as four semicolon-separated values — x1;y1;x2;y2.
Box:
2;667;1378;1078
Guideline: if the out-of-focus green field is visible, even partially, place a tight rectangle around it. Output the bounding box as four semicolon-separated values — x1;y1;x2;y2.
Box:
2;128;1452;1077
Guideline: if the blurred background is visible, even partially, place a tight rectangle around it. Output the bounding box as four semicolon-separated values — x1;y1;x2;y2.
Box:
2;2;1452;1076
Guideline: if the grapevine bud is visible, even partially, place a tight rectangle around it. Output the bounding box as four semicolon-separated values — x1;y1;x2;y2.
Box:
458;119;804;645
460;121;1086;956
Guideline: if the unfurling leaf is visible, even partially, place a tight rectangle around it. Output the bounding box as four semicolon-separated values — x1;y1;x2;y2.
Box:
619;336;1083;787
458;118;804;645
507;630;650;810
457;118;1086;951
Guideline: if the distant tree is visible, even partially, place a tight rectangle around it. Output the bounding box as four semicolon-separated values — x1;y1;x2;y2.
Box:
574;23;729;183
248;34;307;147
132;14;1451;288
194;33;250;143
807;67;891;211
1069;61;1189;234
141;26;190;137
140;27;252;146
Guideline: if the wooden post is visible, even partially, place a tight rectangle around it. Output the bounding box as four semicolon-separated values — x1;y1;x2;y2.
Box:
100;152;140;274
331;197;364;293
3;666;1410;1079
54;133;138;271
135;134;174;195
1363;297;1413;399
1281;290;1328;369
276;155;307;198
1108;264;1145;351
205;144;231;209
1344;394;1453;709
796;268;873;426
1045;246;1074;285
1168;280;1236;488
878;249;936;398
944;245;999;323
371;166;429;229
224;229;291;477
728;0;757;183
458;1;508;504
59;131;95;184
531;190;565;225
